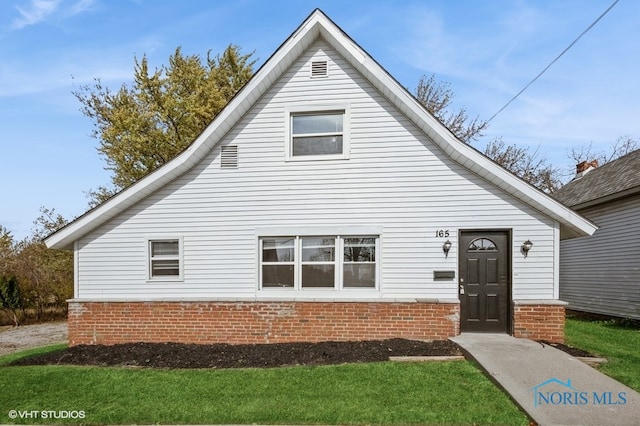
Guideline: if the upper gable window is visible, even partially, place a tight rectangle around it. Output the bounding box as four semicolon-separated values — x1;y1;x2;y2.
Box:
286;106;350;161
292;111;343;156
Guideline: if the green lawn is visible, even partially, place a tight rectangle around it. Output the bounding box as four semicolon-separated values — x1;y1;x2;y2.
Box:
0;345;528;425
565;317;640;392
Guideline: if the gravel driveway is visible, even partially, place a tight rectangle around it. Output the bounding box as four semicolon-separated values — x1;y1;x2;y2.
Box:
0;322;68;355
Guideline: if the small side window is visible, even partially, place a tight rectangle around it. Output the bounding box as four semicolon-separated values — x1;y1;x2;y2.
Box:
149;239;181;279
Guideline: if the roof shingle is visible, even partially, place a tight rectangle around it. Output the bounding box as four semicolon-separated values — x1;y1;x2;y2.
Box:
553;149;640;208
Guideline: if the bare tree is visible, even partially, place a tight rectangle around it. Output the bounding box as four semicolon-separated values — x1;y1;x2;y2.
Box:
414;74;488;143
569;135;639;166
414;74;564;192
484;138;561;193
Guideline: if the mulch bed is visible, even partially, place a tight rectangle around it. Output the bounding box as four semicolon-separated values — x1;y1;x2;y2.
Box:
9;338;462;369
539;340;596;357
8;338;598;369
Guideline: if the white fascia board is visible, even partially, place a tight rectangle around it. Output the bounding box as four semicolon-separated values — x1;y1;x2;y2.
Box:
46;13;324;250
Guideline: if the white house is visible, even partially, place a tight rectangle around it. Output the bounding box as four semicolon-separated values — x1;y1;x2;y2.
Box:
46;9;596;345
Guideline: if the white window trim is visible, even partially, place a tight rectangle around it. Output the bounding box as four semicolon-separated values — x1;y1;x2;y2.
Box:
257;233;380;292
146;236;184;282
285;104;351;162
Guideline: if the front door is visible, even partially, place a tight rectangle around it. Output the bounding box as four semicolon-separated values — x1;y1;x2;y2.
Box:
459;230;510;333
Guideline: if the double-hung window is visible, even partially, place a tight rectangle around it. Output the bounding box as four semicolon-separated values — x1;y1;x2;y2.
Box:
343;237;376;288
301;237;336;288
148;239;182;280
287;106;349;160
259;236;378;290
292;112;343;156
261;237;295;288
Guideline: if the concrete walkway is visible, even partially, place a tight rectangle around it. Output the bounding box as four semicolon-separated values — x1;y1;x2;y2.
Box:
451;334;640;426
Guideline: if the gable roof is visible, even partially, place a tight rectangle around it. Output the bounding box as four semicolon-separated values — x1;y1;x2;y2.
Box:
46;9;596;249
553;149;640;209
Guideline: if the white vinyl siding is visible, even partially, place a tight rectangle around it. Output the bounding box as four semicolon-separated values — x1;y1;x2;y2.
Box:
75;40;557;301
560;196;640;319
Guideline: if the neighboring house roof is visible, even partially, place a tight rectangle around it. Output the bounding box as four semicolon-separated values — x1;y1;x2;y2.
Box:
45;9;597;250
553;149;640;209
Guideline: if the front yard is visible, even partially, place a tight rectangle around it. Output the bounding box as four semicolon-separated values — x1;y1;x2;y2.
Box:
0;316;638;425
0;346;528;425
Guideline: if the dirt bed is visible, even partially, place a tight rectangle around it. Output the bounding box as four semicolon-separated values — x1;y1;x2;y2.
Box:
10;338;462;369
0;322;68;356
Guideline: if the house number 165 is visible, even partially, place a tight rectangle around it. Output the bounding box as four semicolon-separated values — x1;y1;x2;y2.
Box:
435;230;450;238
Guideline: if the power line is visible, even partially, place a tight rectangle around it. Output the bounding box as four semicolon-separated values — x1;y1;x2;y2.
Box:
487;0;620;123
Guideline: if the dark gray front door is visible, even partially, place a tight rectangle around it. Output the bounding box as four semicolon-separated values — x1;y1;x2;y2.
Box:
459;231;510;333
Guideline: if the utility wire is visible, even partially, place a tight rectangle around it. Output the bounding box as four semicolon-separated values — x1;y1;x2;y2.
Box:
487;0;620;123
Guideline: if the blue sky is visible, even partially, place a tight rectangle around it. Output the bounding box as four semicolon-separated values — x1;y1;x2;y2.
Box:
1;0;637;240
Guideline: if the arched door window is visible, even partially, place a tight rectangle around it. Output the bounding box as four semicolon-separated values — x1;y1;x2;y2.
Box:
468;238;497;252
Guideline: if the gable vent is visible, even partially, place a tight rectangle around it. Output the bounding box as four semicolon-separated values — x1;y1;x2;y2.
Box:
311;60;328;78
221;145;238;168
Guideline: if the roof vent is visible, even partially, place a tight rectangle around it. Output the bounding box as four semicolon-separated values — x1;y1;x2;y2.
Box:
311;60;328;78
221;145;238;168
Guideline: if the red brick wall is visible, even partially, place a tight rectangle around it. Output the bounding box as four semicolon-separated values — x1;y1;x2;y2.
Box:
67;300;460;346
512;303;565;343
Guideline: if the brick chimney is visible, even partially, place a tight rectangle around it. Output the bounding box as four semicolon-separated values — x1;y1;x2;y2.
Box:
575;159;598;178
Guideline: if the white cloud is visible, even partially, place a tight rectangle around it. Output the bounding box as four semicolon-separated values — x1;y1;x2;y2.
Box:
11;0;61;29
66;0;96;17
10;0;96;30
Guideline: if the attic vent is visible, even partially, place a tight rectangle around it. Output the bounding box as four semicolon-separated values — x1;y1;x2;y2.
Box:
221;145;238;168
311;60;328;78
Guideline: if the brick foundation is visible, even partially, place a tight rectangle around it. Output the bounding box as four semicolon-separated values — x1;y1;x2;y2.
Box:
67;300;460;346
512;301;566;343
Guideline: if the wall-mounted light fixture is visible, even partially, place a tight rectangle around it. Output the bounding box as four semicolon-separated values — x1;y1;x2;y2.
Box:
443;240;452;258
521;240;533;258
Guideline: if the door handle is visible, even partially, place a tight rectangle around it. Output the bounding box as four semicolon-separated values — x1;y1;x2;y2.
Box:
459;285;465;295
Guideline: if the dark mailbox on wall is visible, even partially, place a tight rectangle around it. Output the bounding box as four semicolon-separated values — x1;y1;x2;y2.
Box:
433;270;455;281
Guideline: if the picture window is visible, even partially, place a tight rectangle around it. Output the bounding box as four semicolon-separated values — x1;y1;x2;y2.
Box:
259;235;378;290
